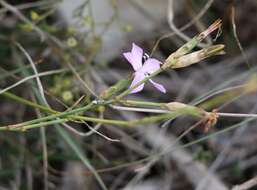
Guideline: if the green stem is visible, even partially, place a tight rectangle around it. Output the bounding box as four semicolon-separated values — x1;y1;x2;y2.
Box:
2;91;55;113
1;113;179;131
118;99;165;107
0;92;175;130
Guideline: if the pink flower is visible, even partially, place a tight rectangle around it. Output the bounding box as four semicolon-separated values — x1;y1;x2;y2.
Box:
123;43;166;94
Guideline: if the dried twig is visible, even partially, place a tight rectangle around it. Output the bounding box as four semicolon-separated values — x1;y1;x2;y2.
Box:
232;176;257;190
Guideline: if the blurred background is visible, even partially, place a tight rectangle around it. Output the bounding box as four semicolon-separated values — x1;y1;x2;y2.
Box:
1;0;257;189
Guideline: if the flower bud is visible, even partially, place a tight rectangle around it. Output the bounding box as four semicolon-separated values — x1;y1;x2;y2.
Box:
164;102;206;117
169;44;225;69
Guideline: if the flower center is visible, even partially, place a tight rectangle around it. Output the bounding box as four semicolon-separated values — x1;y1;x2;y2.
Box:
142;53;149;63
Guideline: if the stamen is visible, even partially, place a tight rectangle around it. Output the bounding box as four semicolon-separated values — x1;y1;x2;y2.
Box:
142;53;150;63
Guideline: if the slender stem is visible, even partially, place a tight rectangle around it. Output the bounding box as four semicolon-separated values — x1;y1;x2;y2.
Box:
217;112;257;118
1;113;177;131
18;102;96;126
118;99;165;107
3;91;257;133
192;85;245;106
0;69;64;95
111;105;168;113
2;92;55;114
1;92;119;127
0;92;177;131
0;118;68;131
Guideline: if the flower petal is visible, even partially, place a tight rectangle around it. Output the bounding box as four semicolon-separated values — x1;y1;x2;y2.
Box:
123;52;137;71
131;43;143;70
123;43;143;71
141;58;162;74
149;79;166;93
129;72;145;94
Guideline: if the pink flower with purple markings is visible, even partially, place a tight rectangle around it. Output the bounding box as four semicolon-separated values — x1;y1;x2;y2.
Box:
123;43;166;94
